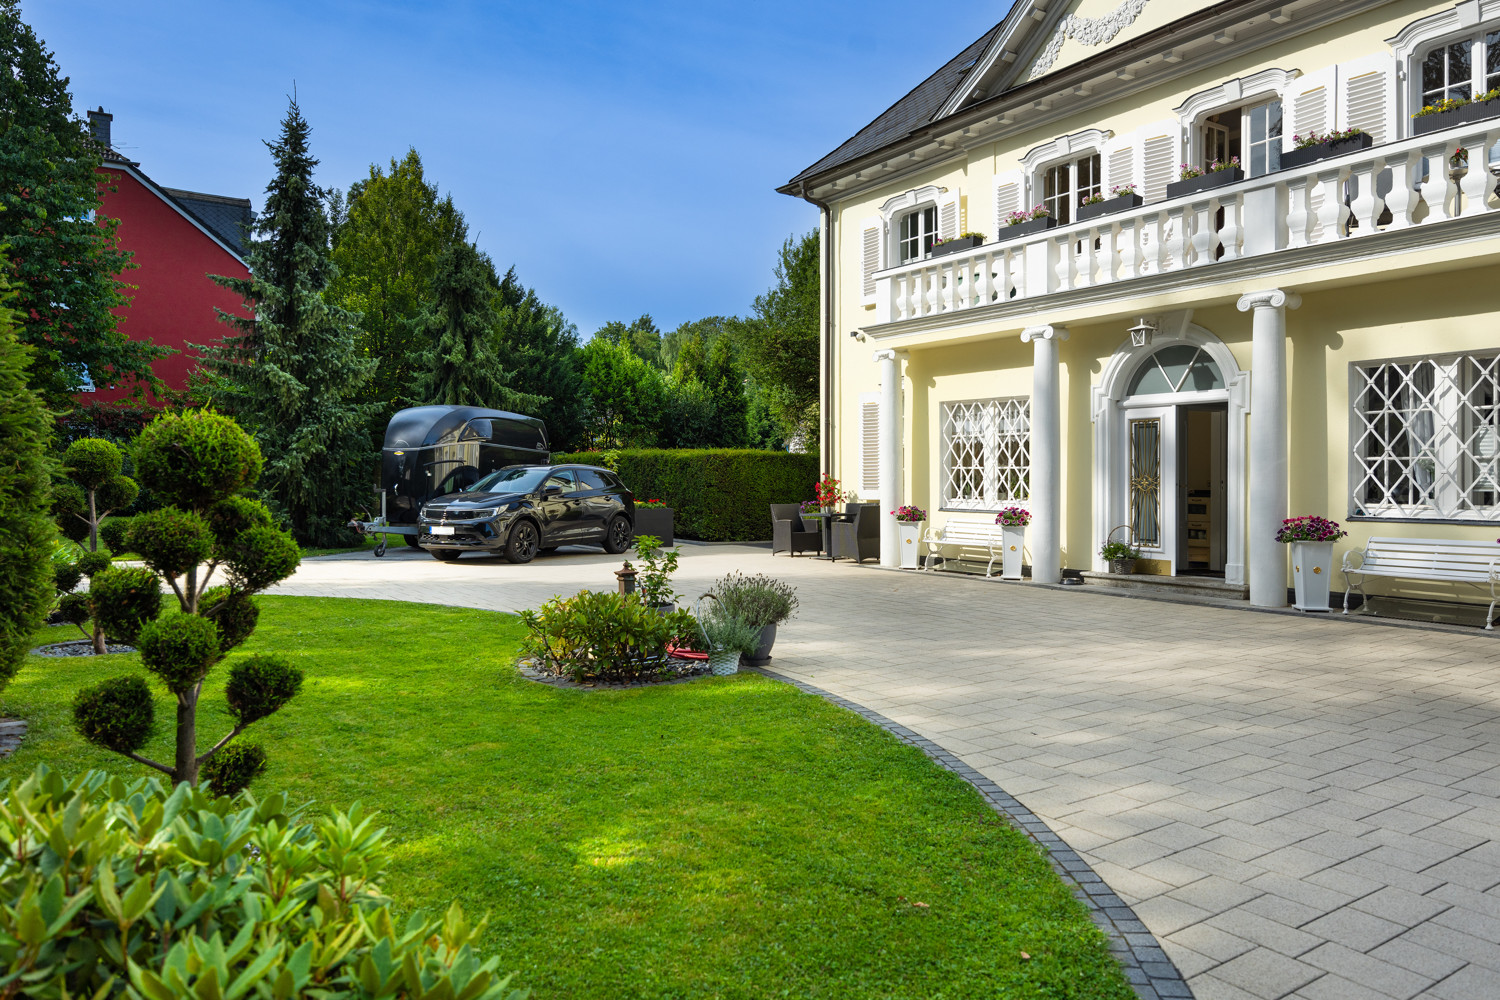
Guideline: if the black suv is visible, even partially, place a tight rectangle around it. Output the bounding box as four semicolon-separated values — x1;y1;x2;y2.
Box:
418;464;635;563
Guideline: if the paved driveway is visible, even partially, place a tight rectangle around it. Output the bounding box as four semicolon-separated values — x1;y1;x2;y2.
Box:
275;544;1500;1000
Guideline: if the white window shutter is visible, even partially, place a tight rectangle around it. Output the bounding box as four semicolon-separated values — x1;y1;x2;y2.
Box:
993;170;1022;234
1139;121;1178;202
1104;130;1138;192
860;394;880;496
860;217;881;305
1339;53;1395;144
938;190;961;240
1289;67;1337;141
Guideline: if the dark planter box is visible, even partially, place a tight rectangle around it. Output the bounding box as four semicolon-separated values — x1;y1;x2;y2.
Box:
1280;131;1374;170
1076;192;1144;222
997;216;1057;242
1166;167;1244;200
634;507;674;546
1413;98;1500;136
929;234;984;257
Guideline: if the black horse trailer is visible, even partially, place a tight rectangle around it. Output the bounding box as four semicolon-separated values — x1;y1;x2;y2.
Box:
351;405;549;555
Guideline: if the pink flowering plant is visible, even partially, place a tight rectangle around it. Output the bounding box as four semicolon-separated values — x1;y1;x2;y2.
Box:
1292;127;1365;150
1004;205;1051;226
1274;515;1348;543
799;499;822;514
932;231;985;248
994;507;1031;527
1178;157;1240;182
1110;183;1138;197
892;505;927;523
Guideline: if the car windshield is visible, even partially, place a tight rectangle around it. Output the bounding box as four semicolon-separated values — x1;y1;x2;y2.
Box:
464;466;550;494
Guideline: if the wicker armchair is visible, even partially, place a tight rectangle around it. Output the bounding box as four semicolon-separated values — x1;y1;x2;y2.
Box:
770;504;821;556
831;503;880;563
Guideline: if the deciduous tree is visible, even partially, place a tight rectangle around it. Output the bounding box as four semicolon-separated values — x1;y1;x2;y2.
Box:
578;338;664;448
739;230;820;444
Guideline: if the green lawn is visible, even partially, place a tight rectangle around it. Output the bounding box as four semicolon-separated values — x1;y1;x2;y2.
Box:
8;597;1133;1000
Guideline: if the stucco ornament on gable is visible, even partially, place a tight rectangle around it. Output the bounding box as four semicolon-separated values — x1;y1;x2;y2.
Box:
1028;0;1152;81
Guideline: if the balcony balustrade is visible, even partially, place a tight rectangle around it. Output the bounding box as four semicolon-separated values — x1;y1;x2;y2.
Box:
873;120;1500;325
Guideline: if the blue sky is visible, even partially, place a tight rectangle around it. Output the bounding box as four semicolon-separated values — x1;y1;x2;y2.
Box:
31;2;1007;337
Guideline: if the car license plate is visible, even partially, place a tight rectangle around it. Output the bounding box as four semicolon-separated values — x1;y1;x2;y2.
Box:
430;525;455;535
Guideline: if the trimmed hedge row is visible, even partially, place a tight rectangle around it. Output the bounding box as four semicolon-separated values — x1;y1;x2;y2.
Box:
552;449;819;542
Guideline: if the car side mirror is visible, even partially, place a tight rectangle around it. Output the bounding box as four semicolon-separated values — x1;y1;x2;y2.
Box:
543;485;563;497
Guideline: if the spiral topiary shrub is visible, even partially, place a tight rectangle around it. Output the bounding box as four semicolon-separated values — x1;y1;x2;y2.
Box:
200;741;266;796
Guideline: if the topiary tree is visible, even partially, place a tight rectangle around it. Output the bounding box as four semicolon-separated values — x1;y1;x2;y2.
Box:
55;437;139;551
74;409;304;787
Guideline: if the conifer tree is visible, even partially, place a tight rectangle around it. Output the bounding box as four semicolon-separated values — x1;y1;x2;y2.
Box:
493;268;587;449
204;97;375;546
0;0;165;407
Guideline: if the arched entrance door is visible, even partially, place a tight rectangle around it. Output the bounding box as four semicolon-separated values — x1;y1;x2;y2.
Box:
1092;317;1249;582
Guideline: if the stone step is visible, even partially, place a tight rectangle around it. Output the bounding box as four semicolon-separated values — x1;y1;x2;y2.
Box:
1079;571;1249;600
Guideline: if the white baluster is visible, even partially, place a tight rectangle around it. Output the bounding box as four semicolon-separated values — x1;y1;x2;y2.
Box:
1053;234;1074;291
1347;158;1384;235
1141;212;1164;274
1007;248;1022;300
1420;142;1455;223
1165;206;1189;270
941;261;955;312
1097;224;1117;284
979;251;995;307
1285;176;1312;248
1117;217;1138;280
1382;151;1418;230
924;268;939;315
1458;131;1493;217
1074;228;1095;288
1190;199;1219;266
1313;167;1348;242
1219;193;1243;261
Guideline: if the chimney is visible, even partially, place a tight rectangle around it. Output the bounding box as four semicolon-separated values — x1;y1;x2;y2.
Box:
87;106;112;149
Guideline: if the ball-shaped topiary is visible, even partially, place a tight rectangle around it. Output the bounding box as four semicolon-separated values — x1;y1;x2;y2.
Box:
89;567;163;646
95;475;139;514
63;438;123;490
98;515;135;554
200;742;267;797
199;587;259;652
73;675;155;753
136;613;221;695
54;561;83;595
126;507;213;578
51;479;89;543
225;525;301;591
225;655;303;725
56;592;91;628
76;549;112;577
133;411;264;512
206;495;273;548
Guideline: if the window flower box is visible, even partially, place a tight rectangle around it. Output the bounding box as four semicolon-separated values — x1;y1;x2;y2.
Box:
1413;96;1500;136
930;234;984;258
1166;166;1243;200
1076;192;1144;222
1280;131;1373;170
997;216;1057;242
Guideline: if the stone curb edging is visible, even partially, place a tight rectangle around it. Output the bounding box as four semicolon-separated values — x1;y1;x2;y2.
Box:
753;666;1193;1000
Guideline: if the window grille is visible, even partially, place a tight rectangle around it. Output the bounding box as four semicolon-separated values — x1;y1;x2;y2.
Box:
941;398;1030;510
1351;353;1500;520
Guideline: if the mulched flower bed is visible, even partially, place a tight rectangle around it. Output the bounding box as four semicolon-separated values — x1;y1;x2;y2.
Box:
31;640;137;657
517;653;710;690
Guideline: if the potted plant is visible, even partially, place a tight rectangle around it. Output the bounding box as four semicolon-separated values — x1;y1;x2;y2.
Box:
994;507;1031;580
1276;515;1348;612
1412;88;1500;135
1280;128;1374;171
712;571;798;665
997;205;1055;242
1076;183;1143;222
1100;537;1140;575
700;605;761;676
813;475;845;514
931;231;986;258
1450;145;1469;181
892;504;926;570
634;497;674;546
1166;158;1243;200
633;534;680;613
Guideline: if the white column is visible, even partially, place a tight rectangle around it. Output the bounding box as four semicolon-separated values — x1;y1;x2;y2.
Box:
875;349;904;568
1021;325;1068;584
1236;289;1300;607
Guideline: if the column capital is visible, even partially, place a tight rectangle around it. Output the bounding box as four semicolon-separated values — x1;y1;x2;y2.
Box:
1020;324;1069;343
1236;288;1302;312
872;348;907;363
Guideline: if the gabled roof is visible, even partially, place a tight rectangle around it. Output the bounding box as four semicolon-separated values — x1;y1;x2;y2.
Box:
782;23;1001;190
98;148;251;267
163;188;254;257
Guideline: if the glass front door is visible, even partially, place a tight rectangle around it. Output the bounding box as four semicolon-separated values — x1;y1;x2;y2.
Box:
1125;406;1178;574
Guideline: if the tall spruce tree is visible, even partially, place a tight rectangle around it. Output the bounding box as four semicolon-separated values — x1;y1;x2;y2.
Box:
492;268;587;449
204;97;375;547
0;0;165;407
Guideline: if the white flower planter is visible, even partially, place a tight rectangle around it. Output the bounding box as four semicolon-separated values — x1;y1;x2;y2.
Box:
708;650;741;676
1000;525;1025;580
1290;540;1335;612
896;521;922;569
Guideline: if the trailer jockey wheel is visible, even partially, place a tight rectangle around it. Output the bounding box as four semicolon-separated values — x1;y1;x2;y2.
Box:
374;536;388;557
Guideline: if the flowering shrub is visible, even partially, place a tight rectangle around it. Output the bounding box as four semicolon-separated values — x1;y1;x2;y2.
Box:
891;505;926;523
814;475;845;508
1274;516;1348;543
994;507;1031;527
1292;127;1366;149
637;497;669;508
1178;157;1239;181
1004;205;1051;226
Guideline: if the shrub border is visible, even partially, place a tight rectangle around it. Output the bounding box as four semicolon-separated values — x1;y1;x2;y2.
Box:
754;666;1193;1000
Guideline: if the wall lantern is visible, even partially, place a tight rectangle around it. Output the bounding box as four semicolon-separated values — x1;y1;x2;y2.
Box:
1128;318;1157;348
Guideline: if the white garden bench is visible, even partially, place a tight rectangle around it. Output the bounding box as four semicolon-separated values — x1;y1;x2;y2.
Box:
921;516;1007;577
1342;536;1500;629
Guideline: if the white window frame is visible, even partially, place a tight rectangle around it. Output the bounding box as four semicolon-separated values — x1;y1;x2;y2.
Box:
1021;129;1109;221
1349;350;1500;522
878;185;946;270
1175;69;1299;177
1417;28;1500;107
1390;2;1500;126
940;397;1030;512
1039;153;1102;226
897;205;938;264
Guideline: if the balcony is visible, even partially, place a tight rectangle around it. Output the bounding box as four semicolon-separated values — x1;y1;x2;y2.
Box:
872;120;1500;326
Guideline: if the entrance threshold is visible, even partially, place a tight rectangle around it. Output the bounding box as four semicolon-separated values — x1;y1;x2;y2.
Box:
1079;571;1248;601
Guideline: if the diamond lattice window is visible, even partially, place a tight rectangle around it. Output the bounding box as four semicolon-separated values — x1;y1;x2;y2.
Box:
1351;353;1500;520
941;398;1030;510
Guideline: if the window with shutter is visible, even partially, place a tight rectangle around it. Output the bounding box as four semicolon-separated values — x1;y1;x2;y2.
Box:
1106;143;1135;193
993;178;1021;233
861;218;880;304
1141;133;1175;202
1292;84;1330;137
1344;72;1388;142
938;193;960;241
860;396;880;496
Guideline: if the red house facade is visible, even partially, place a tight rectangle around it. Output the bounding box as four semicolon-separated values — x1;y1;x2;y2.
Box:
85;109;253;403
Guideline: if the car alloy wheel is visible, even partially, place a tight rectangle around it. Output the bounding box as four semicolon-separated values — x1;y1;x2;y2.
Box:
603;515;632;554
505;520;539;564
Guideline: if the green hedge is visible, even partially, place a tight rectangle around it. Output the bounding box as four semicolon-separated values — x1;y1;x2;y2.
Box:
552;449;820;542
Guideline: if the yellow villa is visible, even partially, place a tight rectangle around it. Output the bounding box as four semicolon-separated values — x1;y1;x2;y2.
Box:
779;0;1500;616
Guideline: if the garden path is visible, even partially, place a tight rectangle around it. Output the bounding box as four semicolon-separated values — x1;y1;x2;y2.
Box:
274;543;1500;1000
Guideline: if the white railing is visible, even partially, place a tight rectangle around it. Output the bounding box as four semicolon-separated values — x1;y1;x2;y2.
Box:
873;120;1500;325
